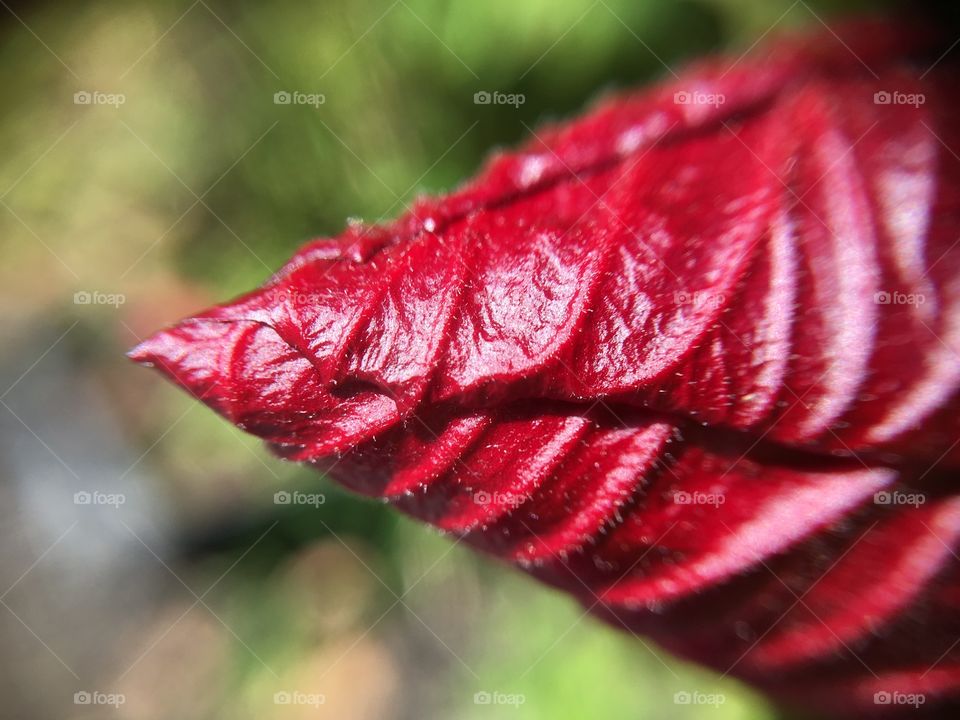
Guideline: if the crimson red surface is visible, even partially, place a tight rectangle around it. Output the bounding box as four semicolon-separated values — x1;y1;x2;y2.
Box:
131;19;960;717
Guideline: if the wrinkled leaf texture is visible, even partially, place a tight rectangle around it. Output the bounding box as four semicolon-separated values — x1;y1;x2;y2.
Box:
131;19;960;717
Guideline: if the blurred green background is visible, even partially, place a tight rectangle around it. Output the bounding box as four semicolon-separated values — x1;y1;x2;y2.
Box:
0;0;895;718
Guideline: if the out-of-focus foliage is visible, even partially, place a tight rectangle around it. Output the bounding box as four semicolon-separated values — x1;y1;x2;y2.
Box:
0;1;892;718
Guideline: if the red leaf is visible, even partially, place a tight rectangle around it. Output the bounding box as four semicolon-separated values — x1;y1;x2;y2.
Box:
131;19;960;716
